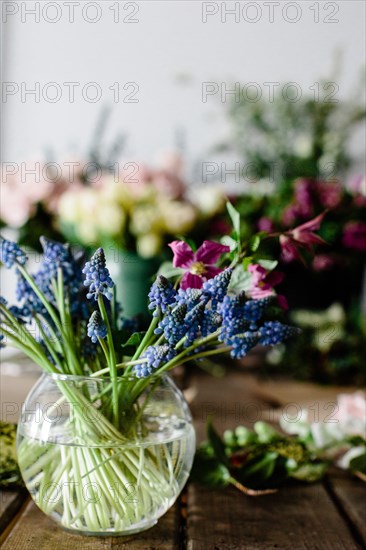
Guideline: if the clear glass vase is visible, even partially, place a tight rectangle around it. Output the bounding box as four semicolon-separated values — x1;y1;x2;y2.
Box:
17;372;195;536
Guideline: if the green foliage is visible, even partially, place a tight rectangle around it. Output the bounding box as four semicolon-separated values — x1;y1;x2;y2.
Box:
191;421;329;493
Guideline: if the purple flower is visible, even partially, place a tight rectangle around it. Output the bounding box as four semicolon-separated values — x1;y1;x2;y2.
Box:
257;217;275;233
83;248;114;301
342;222;366;252
248;264;288;310
169;240;230;290
280;212;326;263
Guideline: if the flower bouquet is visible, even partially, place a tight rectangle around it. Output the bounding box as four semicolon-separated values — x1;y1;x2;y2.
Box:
0;207;301;535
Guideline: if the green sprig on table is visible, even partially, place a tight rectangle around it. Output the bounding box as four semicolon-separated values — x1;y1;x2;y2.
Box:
192;420;365;495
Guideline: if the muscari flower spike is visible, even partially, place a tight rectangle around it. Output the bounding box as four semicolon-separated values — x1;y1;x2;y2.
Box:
258;321;300;346
243;297;272;330
229;331;261;359
83;248;114;301
219;293;250;344
155;303;188;345
0;238;27;269
202;268;233;309
133;344;177;378
87;311;107;343
148;275;177;316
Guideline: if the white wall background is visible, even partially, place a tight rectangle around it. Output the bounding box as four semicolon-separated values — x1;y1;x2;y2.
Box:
2;0;365;169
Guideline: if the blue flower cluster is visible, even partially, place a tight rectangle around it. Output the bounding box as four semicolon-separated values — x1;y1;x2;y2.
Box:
83;248;114;301
87;311;107;343
203;268;233;309
259;321;300;346
175;288;206;308
133;344;177;378
0;238;27;269
229;331;261;359
148;275;176;316
155;303;188;345
243;297;272;330
12;238;86;323
219;293;299;358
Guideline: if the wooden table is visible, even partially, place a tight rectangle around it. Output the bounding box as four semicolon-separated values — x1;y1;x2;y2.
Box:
1;370;365;549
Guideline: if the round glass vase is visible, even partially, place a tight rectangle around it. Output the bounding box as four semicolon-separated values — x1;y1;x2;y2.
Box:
16;372;195;536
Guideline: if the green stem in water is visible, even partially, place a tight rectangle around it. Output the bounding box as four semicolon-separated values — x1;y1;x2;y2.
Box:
98;295;118;424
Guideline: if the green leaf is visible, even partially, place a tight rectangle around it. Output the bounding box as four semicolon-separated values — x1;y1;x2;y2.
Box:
207;420;228;465
242;256;254;271
254;422;280;443
157;262;184;279
226;201;241;236
238;452;278;485
228;265;252;293
122;332;146;348
249;232;266;252
220;236;238;252
191;451;231;488
290;462;328;482
350;451;366;473
258;259;278;271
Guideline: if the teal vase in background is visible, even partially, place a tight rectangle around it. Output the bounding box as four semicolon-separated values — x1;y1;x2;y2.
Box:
108;250;161;317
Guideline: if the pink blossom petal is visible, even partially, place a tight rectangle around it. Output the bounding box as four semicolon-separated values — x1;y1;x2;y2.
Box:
280;235;303;263
292;211;326;234
277;295;288;311
204;265;222;279
180;272;203;290
195;240;230;264
168;240;194;269
250;287;274;300
293;232;326;247
264;270;284;287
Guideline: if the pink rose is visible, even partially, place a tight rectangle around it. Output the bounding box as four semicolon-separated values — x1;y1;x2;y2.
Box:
334;392;366;436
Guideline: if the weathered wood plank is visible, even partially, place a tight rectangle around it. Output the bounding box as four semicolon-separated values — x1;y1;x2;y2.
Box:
186;371;362;550
0;490;28;534
0;500;181;550
186;483;361;550
188;372;271;444
326;470;366;547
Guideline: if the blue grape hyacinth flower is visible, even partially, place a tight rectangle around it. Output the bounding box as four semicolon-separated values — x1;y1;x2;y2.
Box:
133;344;177;378
0;238;27;269
259;321;300;346
148;275;177;316
83;248;114;301
87;311;107;343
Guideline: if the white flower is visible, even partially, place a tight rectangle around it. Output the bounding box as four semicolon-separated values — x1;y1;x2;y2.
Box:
136;234;163;258
190;186;226;217
161;201;197;233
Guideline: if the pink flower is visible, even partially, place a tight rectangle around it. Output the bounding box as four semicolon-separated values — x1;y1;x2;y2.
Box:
257;217;275;233
281;205;299;227
248;264;288;310
334;392;366;437
294;179;315;218
280;212;326;263
317;181;342;209
312;254;336;272
342;222;366;252
169;240;230;290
